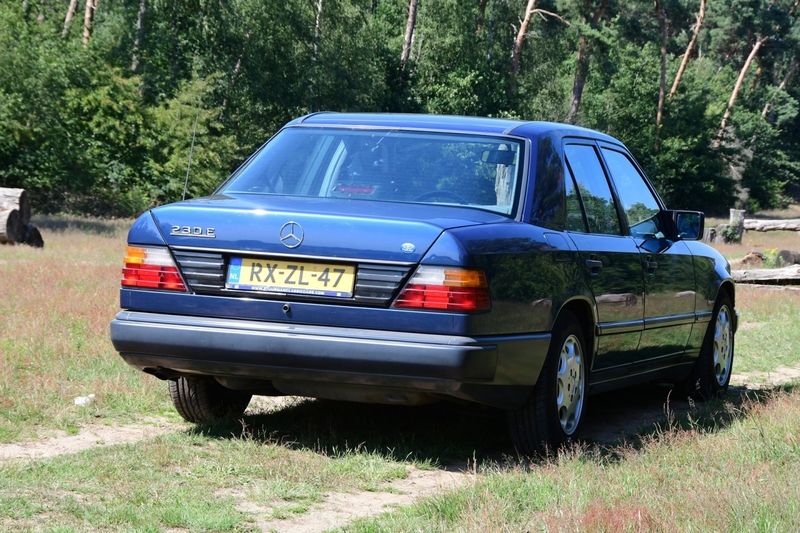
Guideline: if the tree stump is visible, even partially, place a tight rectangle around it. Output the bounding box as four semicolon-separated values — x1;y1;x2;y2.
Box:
0;209;24;244
727;208;745;243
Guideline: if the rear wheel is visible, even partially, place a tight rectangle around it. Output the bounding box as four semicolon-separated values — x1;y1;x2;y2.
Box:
508;311;588;456
685;291;734;400
169;377;252;423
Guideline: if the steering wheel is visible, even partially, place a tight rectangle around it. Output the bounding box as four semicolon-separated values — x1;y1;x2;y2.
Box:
413;190;470;205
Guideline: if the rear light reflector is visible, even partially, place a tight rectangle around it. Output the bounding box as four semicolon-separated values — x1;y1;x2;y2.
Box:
121;246;186;291
393;266;490;312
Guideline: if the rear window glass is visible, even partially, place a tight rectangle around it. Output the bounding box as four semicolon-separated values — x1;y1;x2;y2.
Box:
221;127;525;216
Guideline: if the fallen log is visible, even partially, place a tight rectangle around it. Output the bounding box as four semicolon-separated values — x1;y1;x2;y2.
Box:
0;209;24;244
732;266;800;283
777;250;800;266
0;188;30;226
743;219;800;232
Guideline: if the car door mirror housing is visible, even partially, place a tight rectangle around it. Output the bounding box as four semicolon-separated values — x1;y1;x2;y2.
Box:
668;210;704;240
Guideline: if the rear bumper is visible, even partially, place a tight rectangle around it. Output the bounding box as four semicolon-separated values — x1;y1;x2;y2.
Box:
110;311;550;408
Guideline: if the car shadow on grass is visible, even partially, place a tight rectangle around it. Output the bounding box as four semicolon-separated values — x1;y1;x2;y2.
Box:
185;382;797;467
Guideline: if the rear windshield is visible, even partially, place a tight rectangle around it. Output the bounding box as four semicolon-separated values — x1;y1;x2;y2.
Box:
220;127;525;216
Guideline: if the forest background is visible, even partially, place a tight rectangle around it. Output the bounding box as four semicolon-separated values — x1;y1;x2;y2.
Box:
1;0;799;218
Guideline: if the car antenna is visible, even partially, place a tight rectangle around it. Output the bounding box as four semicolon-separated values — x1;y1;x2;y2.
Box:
182;55;205;202
182;109;201;201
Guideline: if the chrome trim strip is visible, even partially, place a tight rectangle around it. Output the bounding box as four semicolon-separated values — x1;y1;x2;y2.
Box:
695;311;713;323
596;320;644;336
168;246;417;266
643;313;696;330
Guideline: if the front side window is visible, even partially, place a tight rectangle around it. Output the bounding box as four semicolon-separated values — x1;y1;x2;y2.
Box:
221;128;525;216
601;148;662;238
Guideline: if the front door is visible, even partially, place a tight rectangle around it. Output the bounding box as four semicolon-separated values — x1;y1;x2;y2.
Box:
598;146;695;373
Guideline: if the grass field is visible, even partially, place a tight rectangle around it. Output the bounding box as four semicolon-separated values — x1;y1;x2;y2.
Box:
1;216;799;532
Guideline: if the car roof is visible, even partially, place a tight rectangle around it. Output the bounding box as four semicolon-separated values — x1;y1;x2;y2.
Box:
289;112;617;142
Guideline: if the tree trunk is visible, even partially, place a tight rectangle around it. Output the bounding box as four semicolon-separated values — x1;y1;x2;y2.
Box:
566;34;588;124
82;0;96;48
762;60;799;121
670;0;705;100
486;0;499;62
717;36;768;142
0;209;24;244
477;0;487;33
400;0;419;70
131;0;146;72
509;0;537;94
566;0;609;124
309;0;323;111
219;30;252;120
655;0;667;151
62;0;79;37
0;188;30;225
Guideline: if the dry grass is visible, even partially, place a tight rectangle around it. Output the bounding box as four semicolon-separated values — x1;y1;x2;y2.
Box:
347;389;800;533
0;216;171;442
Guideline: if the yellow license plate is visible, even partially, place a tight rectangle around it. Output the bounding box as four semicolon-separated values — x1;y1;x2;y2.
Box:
226;257;355;298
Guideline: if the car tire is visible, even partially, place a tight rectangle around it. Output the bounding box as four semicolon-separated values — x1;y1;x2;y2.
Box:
168;377;252;423
507;311;588;456
685;290;734;401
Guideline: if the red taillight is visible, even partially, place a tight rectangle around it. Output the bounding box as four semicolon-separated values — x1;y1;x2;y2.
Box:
393;267;490;312
121;246;186;291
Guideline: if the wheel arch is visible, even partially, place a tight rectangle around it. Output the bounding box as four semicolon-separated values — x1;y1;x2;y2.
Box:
718;279;737;332
555;296;596;366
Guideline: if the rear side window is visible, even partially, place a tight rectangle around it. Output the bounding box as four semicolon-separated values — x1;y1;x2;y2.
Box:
564;144;621;236
564;164;588;232
221;127;525;216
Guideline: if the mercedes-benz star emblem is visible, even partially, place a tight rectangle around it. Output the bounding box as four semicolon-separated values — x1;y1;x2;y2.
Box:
279;221;304;248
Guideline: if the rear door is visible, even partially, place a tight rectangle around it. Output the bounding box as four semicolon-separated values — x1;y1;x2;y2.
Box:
562;142;644;379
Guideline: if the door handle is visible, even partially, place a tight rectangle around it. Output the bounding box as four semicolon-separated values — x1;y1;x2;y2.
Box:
585;259;603;276
643;258;658;275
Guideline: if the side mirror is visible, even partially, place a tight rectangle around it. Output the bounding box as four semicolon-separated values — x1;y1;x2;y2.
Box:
671;210;704;240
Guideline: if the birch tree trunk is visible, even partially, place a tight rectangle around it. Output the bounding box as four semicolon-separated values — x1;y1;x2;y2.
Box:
309;0;323;111
400;0;419;70
82;0;96;48
669;0;705;100
62;0;79;37
717;36;768;141
509;0;537;94
131;0;147;72
655;0;667;151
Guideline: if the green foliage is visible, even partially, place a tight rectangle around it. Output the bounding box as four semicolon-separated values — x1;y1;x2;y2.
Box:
1;0;800;215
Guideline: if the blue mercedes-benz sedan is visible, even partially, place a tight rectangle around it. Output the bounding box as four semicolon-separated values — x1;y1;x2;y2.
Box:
110;113;736;455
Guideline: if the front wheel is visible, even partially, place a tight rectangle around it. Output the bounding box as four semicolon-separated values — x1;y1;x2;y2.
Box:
685;291;735;400
169;377;252;423
508;311;588;456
